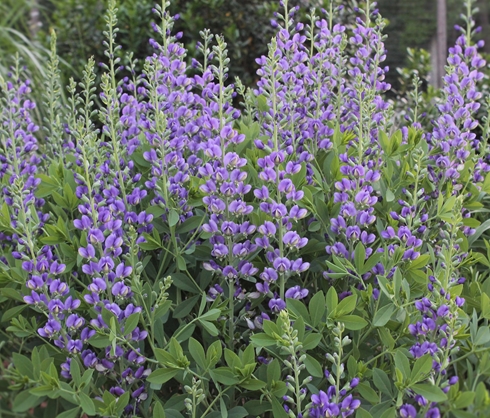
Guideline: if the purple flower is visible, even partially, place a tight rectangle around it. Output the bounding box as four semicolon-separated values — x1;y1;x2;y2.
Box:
268;297;286;313
400;404;417;418
285;286;308;300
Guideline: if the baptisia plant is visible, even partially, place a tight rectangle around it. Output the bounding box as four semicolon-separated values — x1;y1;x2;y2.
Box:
1;0;490;417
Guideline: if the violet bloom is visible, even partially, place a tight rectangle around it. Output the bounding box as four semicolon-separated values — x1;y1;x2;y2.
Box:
285;285;308;300
400;404;417;418
269;297;286;313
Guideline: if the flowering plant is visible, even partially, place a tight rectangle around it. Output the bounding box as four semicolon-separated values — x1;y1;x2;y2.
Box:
1;0;490;417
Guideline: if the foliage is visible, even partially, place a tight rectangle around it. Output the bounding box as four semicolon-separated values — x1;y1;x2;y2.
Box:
0;1;490;418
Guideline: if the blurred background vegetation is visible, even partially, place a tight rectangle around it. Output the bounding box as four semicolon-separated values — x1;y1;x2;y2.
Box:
1;0;490;103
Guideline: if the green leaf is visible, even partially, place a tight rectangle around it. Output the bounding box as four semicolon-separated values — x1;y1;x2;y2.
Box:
1;305;27;323
70;359;81;388
176;216;203;234
380;407;397;418
206;340;223;367
356;408;374;418
257;94;269;112
199;309;221;322
173;295;200;319
79;392;96;416
56;408;80;418
12;390;43;412
412;384;447;402
271;396;289;418
373;368;393;396
286;298;311;324
124;312;140;336
267;359;281;385
228;406;248;418
250;333;276;347
304;354;323;378
333;294;357;317
302;333;322;350
326;287;338;315
373;303;395;327
210;368;239;385
468;218;490;246
168;210;179;227
337;315;368;330
481;292;490;320
263;320;280;337
13;353;34;379
394;351;410;381
189;338;207;370
410;354;432;383
171;272;200;294
309;290;325;327
147;368;179;384
153;402;166;418
240;379;266;391
88;334;111;348
354;242;366;272
357;383;379;404
200;320;219;336
29;385;57;397
453;391;475;409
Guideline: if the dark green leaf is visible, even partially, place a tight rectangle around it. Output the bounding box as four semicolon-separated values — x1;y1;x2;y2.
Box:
168;210;179;227
286;298;311;324
373;368;393;396
412;384;447;402
357;383;379;404
410;354;432;383
302;333;322;350
173;295;200;319
79;392;96;416
12;390;43;412
228;406;248;418
124;312;140;336
13;353;34;379
250;333;276;347
304;354;323;378
1;305;27;323
171;272;200;294
333;295;357;317
337;315;368;330
189;337;207;370
394;351;410;380
147;368;179;384
176;216;203;234
373;303;395;327
200;320;219;336
210;368;239;385
309;291;325;327
354;242;366;272
56;408;80;418
153;402;166;418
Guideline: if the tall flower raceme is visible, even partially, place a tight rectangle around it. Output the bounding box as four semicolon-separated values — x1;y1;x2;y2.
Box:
341;2;391;139
401;199;467;417
303;7;346;157
193;33;259;350
0;66;46;261
323;4;390;292
427;34;487;196
253;2;311;305
62;1;155;412
141;5;200;232
393;15;488;416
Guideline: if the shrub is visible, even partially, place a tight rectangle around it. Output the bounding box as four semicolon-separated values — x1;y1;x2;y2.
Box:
1;0;490;417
